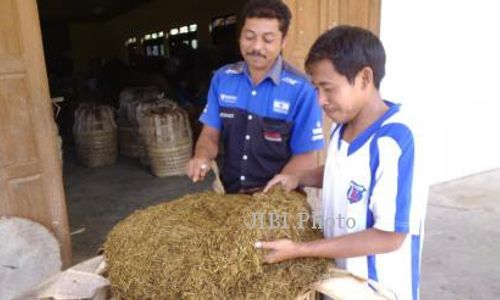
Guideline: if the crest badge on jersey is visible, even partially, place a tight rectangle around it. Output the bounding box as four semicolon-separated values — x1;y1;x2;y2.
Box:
346;181;366;204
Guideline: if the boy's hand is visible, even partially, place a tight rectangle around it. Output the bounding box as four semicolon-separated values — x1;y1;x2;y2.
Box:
186;156;210;183
254;239;300;264
263;174;300;193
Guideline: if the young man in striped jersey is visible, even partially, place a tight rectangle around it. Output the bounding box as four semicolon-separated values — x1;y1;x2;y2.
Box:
260;26;428;300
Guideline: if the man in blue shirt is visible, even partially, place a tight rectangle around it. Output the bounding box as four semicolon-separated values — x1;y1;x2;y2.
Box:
186;0;325;193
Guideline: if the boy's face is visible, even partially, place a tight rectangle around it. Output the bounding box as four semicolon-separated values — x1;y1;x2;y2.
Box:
309;59;365;123
240;18;286;73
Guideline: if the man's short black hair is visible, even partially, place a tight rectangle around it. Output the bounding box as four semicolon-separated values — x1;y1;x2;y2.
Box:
240;0;292;37
305;26;386;89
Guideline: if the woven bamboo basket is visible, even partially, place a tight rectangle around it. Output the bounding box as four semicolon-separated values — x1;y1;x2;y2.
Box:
117;87;164;127
135;99;177;167
117;126;145;158
73;104;117;168
117;87;163;158
138;105;192;177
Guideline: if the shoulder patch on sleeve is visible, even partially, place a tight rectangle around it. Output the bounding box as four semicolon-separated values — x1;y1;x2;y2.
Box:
224;61;245;74
282;77;300;86
282;60;310;82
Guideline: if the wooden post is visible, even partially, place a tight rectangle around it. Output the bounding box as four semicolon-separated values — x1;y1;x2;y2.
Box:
0;0;71;266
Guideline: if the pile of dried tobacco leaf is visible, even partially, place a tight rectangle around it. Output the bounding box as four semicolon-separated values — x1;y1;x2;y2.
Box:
104;188;332;299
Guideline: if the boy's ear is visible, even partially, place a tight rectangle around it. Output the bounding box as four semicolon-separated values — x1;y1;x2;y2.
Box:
358;67;374;90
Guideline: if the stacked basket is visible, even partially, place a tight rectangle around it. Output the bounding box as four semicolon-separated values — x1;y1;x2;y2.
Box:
138;103;192;177
73;104;117;168
117;87;164;161
134;98;177;166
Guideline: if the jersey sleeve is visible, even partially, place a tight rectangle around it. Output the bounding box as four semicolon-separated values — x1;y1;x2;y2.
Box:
199;71;221;130
289;83;325;154
369;124;419;234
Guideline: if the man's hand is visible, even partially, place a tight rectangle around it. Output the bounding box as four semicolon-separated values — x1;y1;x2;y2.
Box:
255;239;301;264
263;174;300;193
186;156;211;183
187;125;220;183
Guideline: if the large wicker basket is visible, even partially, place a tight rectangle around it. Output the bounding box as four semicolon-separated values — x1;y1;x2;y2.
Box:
73;104;117;168
138;105;192;177
135;99;177;166
117;125;142;158
117;87;163;159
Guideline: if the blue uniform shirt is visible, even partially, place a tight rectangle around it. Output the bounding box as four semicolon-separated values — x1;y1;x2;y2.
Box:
200;56;325;193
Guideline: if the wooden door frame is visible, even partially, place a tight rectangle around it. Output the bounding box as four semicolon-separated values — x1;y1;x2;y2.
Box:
282;0;381;207
283;0;381;165
0;0;71;266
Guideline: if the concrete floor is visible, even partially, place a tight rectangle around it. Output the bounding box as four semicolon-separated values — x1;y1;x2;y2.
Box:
420;170;500;300
64;154;212;263
64;153;500;299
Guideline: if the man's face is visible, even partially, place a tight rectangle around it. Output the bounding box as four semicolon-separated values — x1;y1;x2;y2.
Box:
239;17;285;72
309;59;364;123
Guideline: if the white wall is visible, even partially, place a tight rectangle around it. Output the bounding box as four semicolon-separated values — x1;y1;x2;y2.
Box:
380;0;500;184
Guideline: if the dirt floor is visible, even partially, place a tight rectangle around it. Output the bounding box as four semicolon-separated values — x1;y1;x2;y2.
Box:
64;152;212;263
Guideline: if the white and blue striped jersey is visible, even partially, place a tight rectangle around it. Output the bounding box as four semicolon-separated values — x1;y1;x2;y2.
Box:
321;101;427;300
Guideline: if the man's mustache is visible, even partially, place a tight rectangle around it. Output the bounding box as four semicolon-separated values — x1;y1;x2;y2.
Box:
246;51;266;58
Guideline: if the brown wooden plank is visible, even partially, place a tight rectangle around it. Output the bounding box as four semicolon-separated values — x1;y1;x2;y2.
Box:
283;0;381;168
0;0;22;55
0;0;71;266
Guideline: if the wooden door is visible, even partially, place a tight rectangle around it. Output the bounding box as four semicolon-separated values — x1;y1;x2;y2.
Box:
283;0;381;160
0;0;71;266
283;0;381;69
282;0;381;208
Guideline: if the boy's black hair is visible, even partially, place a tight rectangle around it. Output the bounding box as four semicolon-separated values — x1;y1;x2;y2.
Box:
305;26;386;89
239;0;292;37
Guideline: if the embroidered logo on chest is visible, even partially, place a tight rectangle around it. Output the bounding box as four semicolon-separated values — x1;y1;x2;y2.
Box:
273;99;290;114
220;93;238;103
346;181;366;204
220;112;234;119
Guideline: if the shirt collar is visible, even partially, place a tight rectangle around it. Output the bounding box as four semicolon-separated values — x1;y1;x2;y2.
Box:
267;55;283;85
338;100;401;155
243;55;283;85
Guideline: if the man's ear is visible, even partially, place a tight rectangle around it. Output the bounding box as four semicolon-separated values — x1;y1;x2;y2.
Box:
281;35;288;49
358;66;374;90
